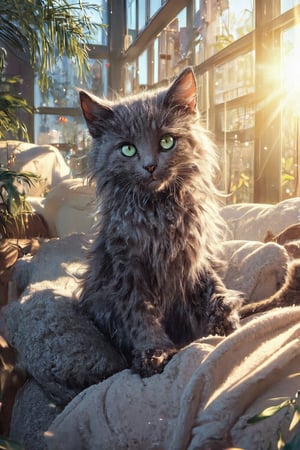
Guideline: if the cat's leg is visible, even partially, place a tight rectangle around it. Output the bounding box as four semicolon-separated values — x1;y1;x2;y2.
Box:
122;300;177;377
193;271;244;337
80;290;177;377
206;288;243;336
132;347;177;378
239;260;300;319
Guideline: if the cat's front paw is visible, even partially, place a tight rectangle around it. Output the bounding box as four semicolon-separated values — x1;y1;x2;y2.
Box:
131;347;177;378
207;291;243;336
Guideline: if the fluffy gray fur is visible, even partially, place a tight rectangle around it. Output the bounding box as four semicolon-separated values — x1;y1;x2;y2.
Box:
79;67;242;377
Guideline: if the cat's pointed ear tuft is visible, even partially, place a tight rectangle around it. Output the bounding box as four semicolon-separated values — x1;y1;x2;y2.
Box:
80;91;98;123
79;91;113;137
165;67;197;113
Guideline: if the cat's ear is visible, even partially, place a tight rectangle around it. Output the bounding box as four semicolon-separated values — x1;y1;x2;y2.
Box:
164;67;197;113
79;91;113;137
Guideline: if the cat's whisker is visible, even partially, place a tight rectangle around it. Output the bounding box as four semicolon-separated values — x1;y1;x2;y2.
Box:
131;184;143;211
175;175;184;188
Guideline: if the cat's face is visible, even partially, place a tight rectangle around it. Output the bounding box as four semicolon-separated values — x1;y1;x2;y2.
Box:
80;68;201;194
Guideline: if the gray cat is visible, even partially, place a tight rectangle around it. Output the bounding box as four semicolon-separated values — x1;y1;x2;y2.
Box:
78;67;242;377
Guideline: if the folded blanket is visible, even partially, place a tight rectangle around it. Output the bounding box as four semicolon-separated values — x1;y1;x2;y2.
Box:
45;306;300;450
221;197;300;241
221;240;288;301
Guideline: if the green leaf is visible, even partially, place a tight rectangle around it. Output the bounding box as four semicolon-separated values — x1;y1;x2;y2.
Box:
277;430;286;449
289;406;300;431
5;184;22;216
0;169;38;217
0;436;24;450
247;399;291;424
282;174;295;182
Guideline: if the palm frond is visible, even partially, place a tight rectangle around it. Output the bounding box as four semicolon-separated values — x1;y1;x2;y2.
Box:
0;89;32;140
0;0;105;139
0;0;104;91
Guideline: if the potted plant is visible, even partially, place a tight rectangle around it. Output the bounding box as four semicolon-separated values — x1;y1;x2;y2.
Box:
0;167;48;238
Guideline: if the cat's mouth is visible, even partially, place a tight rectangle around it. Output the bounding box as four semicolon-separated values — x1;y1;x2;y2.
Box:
146;175;169;192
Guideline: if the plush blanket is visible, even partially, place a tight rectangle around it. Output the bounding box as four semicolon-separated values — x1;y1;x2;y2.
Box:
46;307;300;450
220;197;300;241
0;140;70;196
3;234;300;450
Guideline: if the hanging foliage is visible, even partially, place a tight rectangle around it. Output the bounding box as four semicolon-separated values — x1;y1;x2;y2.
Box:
0;0;105;139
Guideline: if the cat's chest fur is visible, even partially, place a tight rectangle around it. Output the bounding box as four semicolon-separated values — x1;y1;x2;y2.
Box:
102;189;203;292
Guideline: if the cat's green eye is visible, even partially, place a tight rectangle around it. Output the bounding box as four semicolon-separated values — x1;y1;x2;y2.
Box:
160;135;175;151
120;144;137;157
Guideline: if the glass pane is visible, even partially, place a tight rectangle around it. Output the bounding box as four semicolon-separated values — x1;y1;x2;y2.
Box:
138;50;148;87
280;25;300;199
133;7;188;87
79;59;109;97
86;0;108;45
193;0;203;64
216;106;254;203
194;0;201;14
150;0;162;18
196;72;210;129
153;38;159;84
138;0;147;31
155;8;188;82
217;0;254;41
67;0;107;45
34;114;91;177
177;7;187;27
124;61;137;94
35;58;109;108
214;51;255;104
281;0;300;13
194;0;254;63
127;0;137;41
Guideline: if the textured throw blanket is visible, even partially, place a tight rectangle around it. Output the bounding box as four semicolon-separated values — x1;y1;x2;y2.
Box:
3;234;300;450
46;307;300;450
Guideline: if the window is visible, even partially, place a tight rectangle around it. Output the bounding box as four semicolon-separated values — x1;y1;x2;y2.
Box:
35;114;90;176
196;71;210;129
138;0;147;31
138;50;148;87
150;0;162;18
280;25;300;198
127;0;137;41
214;52;255;104
194;0;254;63
153;38;159;84
281;0;300;13
213;51;254;202
155;8;187;81
124;61;137;94
34;57;109;176
216;105;254;202
67;0;108;45
86;0;108;45
35;58;109;108
126;0;164;38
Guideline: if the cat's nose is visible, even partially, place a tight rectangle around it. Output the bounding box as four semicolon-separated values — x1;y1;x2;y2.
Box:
143;164;157;173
